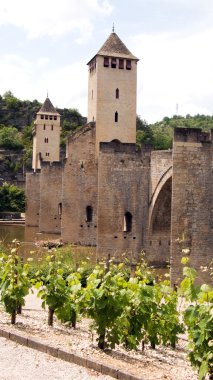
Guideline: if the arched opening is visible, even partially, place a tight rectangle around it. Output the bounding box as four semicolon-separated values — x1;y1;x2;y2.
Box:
151;177;172;233
149;177;172;265
115;111;118;123
86;206;93;222
116;88;119;99
124;212;132;232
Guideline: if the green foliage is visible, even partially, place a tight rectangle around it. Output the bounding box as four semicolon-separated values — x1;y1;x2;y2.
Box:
0;92;85;160
55;271;83;328
0;242;31;324
151;124;173;150
0;182;25;212
83;264;130;349
0;126;23;150
180;265;213;379
35;254;68;326
0;240;212;380
136;114;213;151
117;277;183;350
136;115;154;147
3;91;21;110
82;262;182;351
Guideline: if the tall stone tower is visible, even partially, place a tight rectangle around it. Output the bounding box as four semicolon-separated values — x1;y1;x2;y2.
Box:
87;30;138;154
32;97;61;170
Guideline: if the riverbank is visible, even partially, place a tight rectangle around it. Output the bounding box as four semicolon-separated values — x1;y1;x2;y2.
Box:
0;219;25;225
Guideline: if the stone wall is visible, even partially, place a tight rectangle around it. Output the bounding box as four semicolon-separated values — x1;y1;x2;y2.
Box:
61;124;98;246
145;150;173;266
25;171;41;227
39;162;62;234
149;150;172;199
171;128;213;285
97;141;150;262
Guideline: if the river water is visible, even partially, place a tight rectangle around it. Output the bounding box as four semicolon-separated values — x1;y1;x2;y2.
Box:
0;225;169;278
0;224;60;259
0;224;98;264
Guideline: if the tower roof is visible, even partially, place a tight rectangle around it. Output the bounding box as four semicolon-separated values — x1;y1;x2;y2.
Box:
92;32;138;61
38;97;60;114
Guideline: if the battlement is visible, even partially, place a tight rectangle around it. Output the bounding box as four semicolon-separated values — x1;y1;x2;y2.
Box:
99;140;151;156
41;161;63;168
100;140;136;153
174;127;212;143
67;122;95;143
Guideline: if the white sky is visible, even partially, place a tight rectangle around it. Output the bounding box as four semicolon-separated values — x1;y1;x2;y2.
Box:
0;0;213;123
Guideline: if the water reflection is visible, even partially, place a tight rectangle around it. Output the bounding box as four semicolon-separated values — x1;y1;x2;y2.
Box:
0;224;60;259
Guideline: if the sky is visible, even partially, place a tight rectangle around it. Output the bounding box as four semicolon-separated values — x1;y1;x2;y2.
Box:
1;0;213;123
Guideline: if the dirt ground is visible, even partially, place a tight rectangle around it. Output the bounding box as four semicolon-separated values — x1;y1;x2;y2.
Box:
0;337;113;380
0;291;198;380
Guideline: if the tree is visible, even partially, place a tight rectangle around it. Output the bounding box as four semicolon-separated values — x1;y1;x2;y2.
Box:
151;124;173;150
3;91;21;110
136;115;154;146
0;126;23;150
0;183;25;212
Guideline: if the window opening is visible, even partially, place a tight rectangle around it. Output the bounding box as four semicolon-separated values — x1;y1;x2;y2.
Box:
111;58;117;68
43;124;46;130
126;60;132;70
115;111;118;123
124;212;132;232
86;206;93;222
58;202;62;215
119;59;124;69
49;116;52;120
51;125;53;130
45;115;48;120
104;57;109;67
54;116;57;120
44;138;49;143
116;88;119;99
41;115;44;119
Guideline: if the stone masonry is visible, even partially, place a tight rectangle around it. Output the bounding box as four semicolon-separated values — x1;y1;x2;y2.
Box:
25;31;213;285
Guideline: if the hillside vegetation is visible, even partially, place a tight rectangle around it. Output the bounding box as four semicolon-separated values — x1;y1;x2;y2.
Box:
0;92;86;178
0;91;213;176
136;114;213;150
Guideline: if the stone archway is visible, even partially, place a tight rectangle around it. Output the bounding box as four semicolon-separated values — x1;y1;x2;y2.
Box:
147;174;172;266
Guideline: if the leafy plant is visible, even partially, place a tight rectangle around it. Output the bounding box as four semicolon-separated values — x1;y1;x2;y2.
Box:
84;264;129;349
55;271;83;328
35;254;67;326
120;279;183;350
0;242;31;324
180;264;213;379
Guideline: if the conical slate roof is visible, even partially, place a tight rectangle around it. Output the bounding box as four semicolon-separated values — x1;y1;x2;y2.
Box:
96;32;138;60
38;97;59;114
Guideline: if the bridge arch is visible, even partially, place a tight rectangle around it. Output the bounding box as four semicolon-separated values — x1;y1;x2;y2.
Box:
149;166;172;229
147;167;172;266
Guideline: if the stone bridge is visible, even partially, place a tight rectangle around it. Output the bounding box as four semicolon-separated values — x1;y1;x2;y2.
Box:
145;150;173;266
